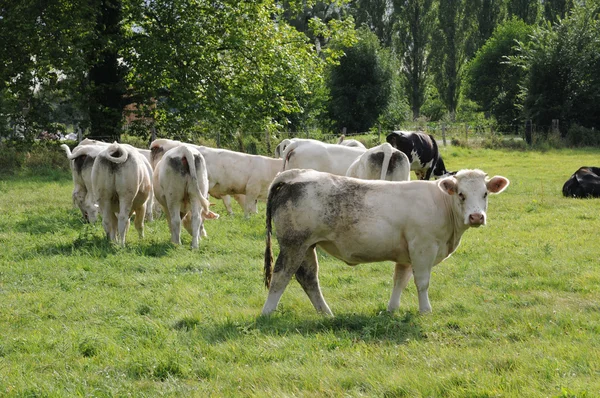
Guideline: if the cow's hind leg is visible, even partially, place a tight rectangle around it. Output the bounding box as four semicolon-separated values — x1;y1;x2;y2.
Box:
117;199;133;246
387;263;413;312
295;246;332;316
133;202;146;240
262;246;305;316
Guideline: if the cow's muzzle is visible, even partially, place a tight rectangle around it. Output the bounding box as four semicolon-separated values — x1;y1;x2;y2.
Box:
468;213;485;227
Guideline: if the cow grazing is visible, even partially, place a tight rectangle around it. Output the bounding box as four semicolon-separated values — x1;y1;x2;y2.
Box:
386;131;453;180
261;168;509;316
282;139;366;176
336;135;366;149
92;142;153;245
61;143;106;222
346;143;410;182
151;139;283;217
153;144;218;248
562;167;600;198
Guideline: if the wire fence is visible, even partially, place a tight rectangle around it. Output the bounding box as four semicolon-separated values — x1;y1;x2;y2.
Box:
118;120;535;156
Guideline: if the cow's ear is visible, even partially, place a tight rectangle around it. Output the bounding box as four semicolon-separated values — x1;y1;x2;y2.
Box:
487;176;510;194
438;177;457;195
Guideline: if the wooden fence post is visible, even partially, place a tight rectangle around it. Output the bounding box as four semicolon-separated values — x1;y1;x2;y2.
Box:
442;123;446;146
265;129;271;154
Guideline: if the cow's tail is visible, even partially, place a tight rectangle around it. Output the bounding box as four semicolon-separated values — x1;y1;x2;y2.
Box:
380;143;393;180
60;144;72;158
264;181;283;288
103;142;128;164
182;145;212;216
281;141;299;171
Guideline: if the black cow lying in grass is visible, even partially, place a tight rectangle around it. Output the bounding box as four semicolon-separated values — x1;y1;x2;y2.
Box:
563;167;600;198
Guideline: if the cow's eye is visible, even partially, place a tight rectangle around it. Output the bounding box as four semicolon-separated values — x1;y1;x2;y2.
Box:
458;192;466;201
484;192;488;199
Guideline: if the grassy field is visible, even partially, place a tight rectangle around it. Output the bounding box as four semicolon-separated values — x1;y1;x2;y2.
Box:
0;147;599;397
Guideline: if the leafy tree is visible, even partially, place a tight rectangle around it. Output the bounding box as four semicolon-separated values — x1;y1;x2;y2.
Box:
430;0;476;120
513;2;600;132
468;0;507;52
506;0;540;25
88;0;127;140
327;28;394;133
543;0;574;24
349;0;396;46
465;18;533;127
393;0;436;120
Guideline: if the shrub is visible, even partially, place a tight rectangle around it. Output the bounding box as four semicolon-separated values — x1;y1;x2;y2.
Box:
566;124;600;147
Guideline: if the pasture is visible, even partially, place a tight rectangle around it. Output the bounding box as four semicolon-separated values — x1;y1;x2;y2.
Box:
0;146;599;397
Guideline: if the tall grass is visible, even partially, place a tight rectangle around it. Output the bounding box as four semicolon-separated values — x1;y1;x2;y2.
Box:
0;147;598;396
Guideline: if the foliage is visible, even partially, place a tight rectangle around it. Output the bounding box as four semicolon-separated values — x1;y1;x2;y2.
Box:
513;3;600;134
465;18;533;126
327;28;394;133
430;0;476;120
565;124;600;147
1;148;600;395
394;0;436;120
506;0;541;24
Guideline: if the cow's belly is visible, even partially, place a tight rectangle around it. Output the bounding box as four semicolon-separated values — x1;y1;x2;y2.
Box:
316;229;410;265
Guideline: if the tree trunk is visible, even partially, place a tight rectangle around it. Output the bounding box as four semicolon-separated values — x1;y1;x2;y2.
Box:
88;0;125;141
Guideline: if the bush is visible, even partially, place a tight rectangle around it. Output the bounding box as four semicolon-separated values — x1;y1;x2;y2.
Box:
0;141;71;176
566;124;600;147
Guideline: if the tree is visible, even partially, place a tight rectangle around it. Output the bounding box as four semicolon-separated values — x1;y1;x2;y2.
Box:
349;0;396;46
430;0;475;120
327;28;394;133
506;0;540;25
513;2;600;132
88;0;127;140
394;0;436;120
543;0;574;24
465;18;533;127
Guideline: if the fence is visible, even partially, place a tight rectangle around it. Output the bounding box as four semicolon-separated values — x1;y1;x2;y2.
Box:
118;121;529;156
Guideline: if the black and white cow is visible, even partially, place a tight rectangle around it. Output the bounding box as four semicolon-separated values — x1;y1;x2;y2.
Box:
386;131;453;180
562;167;600;198
261;168;509;316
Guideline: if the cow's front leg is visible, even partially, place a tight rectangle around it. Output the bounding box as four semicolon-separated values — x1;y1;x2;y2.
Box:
221;195;234;215
387;263;412;312
295;246;333;316
412;261;433;313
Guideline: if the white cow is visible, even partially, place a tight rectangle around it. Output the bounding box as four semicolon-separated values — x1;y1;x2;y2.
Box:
64;139;156;222
153;144;218;248
281;140;366;176
346;143;410;182
60;143;106;222
150;139;283;217
92;142;153;245
150;139;245;215
262;168;509;316
274;138;322;158
336;135;366;149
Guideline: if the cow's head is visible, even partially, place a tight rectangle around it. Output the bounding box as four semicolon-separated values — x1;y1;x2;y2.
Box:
438;169;509;227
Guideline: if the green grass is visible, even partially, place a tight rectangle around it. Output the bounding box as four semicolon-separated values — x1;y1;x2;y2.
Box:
1;147;599;397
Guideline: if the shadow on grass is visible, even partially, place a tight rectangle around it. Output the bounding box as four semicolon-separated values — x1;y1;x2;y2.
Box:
199;311;425;345
19;221;177;259
15;210;87;235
